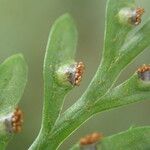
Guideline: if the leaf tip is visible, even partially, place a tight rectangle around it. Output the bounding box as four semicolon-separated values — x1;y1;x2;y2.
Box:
54;13;76;29
60;13;73;21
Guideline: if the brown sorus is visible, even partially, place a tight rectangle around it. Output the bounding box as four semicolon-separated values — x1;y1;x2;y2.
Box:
11;107;23;133
134;8;144;25
137;64;150;81
80;132;103;145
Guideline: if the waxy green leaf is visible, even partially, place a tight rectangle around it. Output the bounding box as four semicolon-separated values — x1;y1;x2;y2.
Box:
0;54;27;149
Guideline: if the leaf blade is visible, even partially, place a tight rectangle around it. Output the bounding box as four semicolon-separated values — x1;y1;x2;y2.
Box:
29;14;78;150
0;54;28;115
43;13;77;130
101;126;150;150
102;0;135;66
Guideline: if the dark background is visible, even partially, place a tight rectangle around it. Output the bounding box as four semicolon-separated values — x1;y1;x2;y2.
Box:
0;0;149;149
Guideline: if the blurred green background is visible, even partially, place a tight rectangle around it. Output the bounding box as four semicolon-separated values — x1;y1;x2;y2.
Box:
0;0;150;149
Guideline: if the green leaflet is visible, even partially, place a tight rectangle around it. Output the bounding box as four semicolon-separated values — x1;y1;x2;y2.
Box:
43;13;77;130
0;54;28;149
95;73;150;113
0;54;27;115
102;0;135;65
101;126;150;150
29;14;78;150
